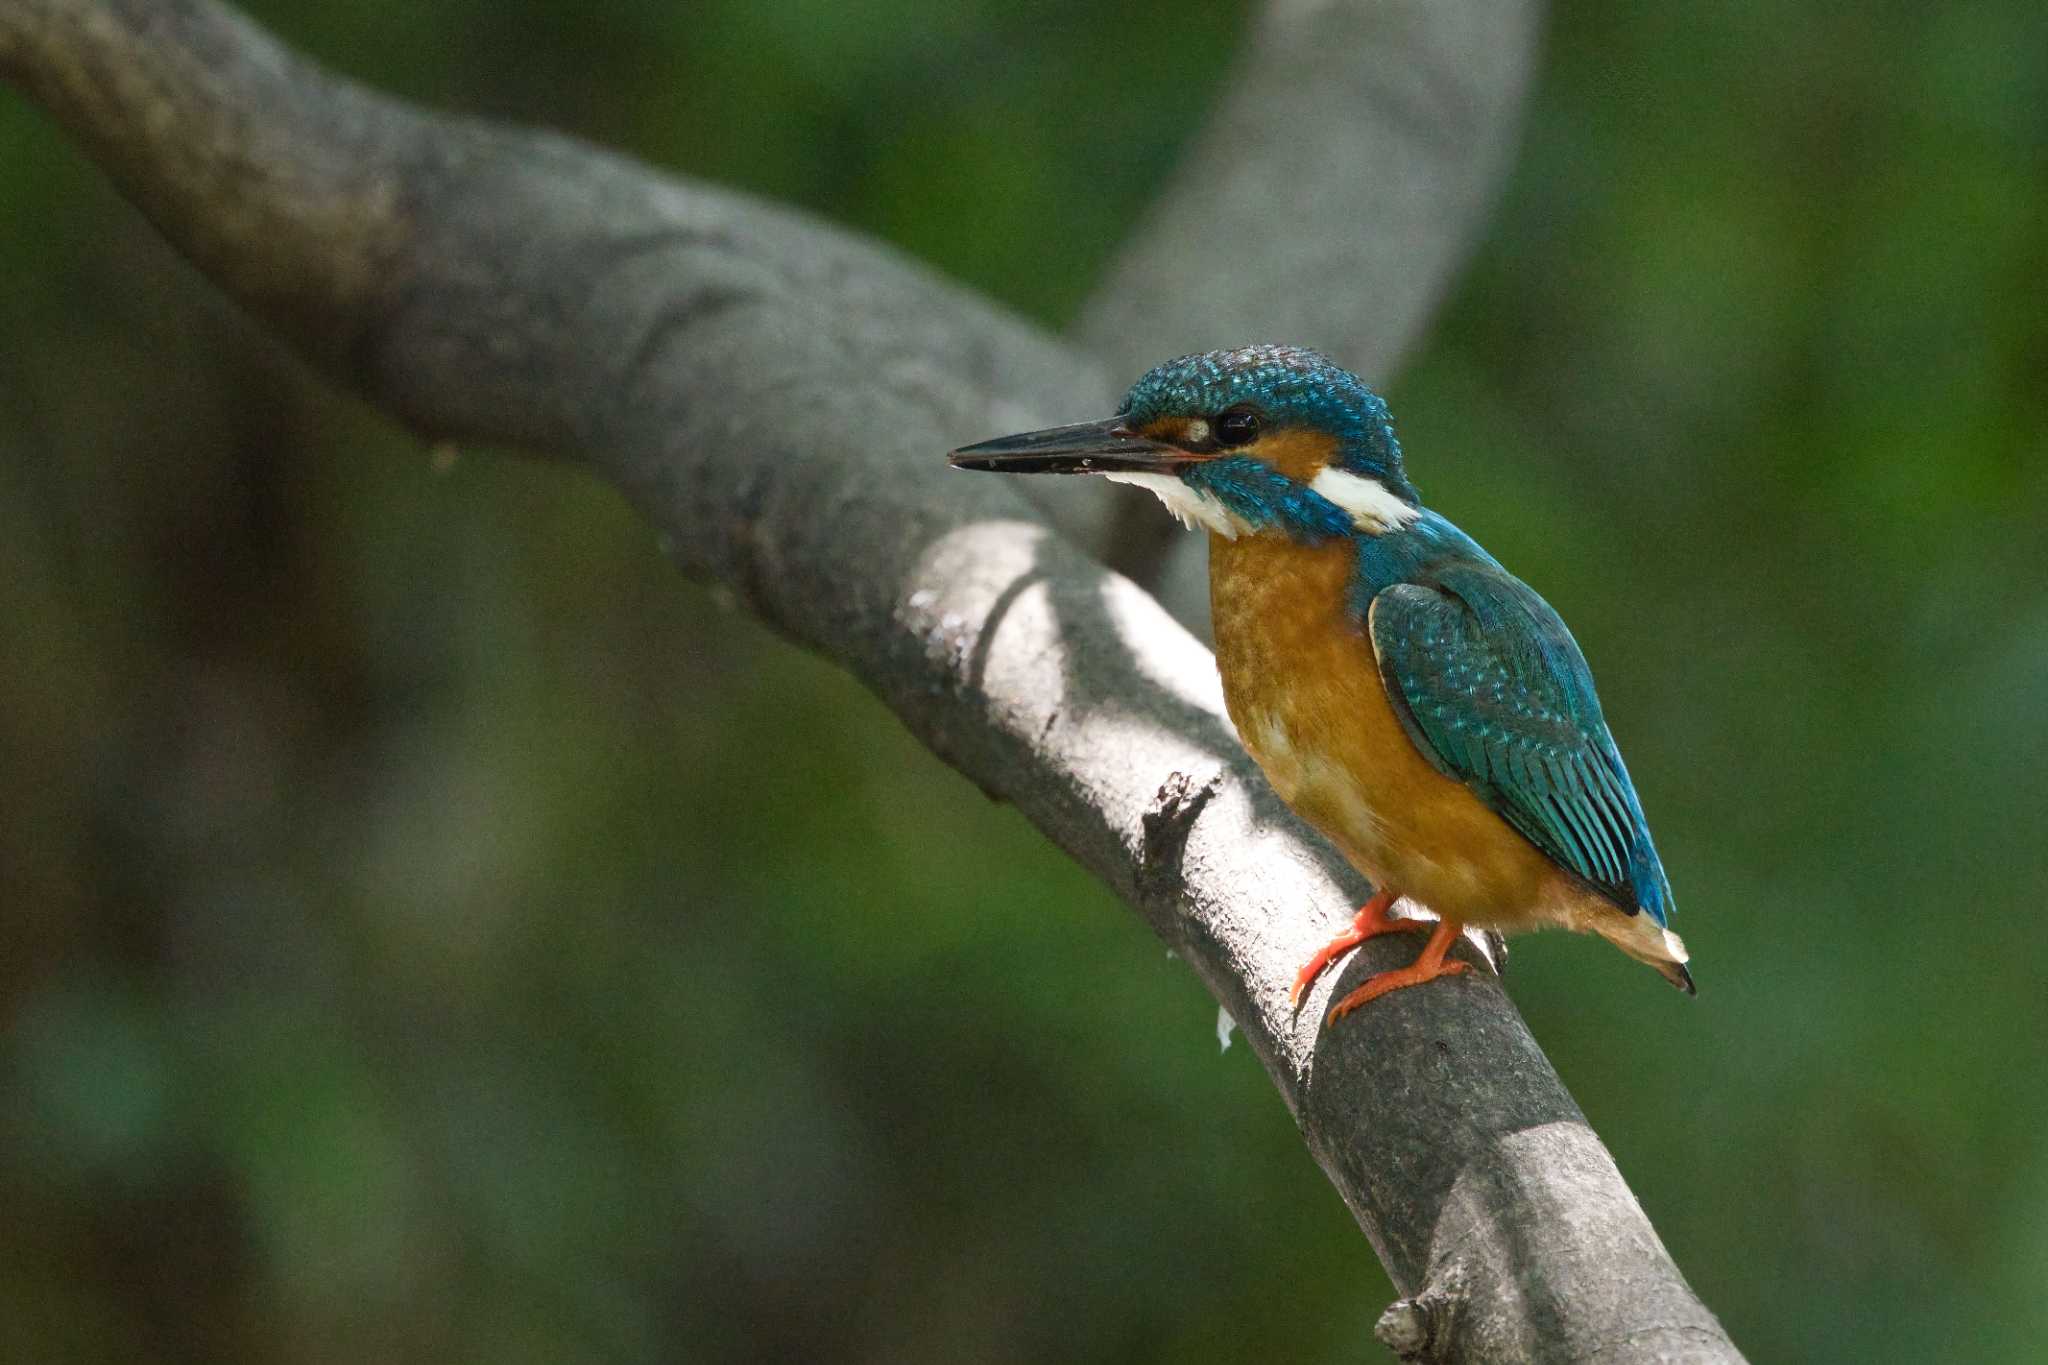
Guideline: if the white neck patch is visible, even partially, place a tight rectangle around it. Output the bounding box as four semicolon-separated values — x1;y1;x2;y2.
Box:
1104;471;1255;539
1308;467;1419;534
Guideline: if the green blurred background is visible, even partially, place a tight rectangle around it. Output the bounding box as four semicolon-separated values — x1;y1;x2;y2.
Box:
3;1;2045;1360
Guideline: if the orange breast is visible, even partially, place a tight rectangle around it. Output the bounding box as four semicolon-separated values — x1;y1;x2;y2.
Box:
1207;533;1572;930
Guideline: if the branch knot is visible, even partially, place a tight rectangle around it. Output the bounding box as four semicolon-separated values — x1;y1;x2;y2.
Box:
1139;769;1221;896
1375;1291;1455;1362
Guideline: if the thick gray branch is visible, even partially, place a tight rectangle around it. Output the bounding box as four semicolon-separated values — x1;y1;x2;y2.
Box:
1081;0;1540;380
0;4;1738;1361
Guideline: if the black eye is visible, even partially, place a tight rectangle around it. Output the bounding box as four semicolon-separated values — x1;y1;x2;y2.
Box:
1214;407;1261;447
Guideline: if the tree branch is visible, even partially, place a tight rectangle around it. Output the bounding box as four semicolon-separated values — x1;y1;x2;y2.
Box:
1080;0;1541;382
0;3;1740;1360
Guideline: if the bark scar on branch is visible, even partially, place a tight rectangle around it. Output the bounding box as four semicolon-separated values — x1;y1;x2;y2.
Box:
1139;768;1223;898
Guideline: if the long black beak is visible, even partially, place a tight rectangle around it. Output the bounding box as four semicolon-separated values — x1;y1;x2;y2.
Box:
948;417;1187;475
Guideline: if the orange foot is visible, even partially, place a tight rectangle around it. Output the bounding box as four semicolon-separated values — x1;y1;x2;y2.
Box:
1290;890;1425;1007
1327;917;1469;1024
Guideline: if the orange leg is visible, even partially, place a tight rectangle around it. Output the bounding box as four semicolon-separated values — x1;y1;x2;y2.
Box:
1289;890;1425;1006
1327;917;1469;1023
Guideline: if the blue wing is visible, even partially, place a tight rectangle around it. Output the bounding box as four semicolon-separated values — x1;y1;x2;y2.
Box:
1366;562;1674;924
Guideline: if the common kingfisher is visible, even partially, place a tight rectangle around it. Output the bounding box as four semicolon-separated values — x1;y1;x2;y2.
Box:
949;345;1691;1023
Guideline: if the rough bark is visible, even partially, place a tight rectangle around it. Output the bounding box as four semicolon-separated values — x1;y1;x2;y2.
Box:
0;2;1741;1360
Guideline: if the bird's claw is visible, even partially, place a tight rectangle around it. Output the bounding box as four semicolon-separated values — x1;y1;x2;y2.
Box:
1289;890;1423;1009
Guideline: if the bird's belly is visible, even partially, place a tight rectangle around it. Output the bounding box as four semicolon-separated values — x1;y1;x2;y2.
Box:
1209;534;1566;930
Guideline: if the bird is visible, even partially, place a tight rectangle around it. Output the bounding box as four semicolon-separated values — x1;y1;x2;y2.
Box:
948;345;1691;1024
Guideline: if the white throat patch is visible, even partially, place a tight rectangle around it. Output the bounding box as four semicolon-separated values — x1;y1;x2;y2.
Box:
1308;467;1419;534
1104;471;1255;539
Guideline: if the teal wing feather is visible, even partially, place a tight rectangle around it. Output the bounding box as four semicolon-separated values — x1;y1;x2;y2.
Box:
1366;563;1673;924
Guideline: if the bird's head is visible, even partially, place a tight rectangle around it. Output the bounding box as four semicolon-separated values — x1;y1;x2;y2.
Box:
949;345;1419;540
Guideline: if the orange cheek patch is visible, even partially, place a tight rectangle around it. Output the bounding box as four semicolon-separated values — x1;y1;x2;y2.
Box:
1255;428;1341;482
1130;420;1338;480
